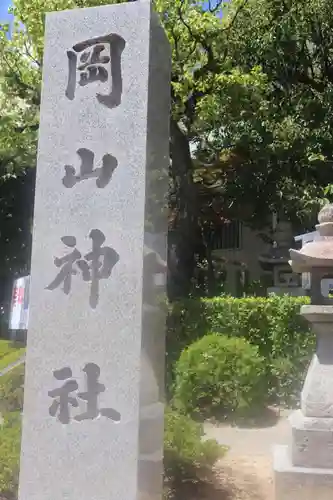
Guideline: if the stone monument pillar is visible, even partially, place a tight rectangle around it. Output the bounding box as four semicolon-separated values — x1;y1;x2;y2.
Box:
18;2;170;500
274;204;333;499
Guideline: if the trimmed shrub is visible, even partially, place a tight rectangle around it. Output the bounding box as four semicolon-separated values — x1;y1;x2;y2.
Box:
173;333;267;417
167;295;314;405
164;406;225;487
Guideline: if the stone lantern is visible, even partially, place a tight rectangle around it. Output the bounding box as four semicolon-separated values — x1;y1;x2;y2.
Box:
274;204;333;499
258;218;302;295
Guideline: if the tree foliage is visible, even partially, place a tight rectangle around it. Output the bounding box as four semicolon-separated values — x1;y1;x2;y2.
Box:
1;0;333;297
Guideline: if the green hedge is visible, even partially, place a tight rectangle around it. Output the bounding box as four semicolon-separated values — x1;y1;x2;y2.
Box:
167;294;314;406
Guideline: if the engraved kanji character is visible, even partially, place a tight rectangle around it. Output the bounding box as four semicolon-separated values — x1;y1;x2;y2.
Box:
75;363;121;422
46;230;119;309
65;34;126;109
77;229;119;309
46;236;81;295
48;367;79;424
62;148;117;188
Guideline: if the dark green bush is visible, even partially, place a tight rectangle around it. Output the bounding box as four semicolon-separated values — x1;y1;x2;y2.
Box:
173;333;267;417
164;406;225;488
167;295;314;406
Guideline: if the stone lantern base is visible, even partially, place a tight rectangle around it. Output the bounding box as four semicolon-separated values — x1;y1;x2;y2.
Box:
274;445;333;500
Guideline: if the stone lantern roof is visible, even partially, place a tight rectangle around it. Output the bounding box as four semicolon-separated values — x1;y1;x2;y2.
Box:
289;204;333;273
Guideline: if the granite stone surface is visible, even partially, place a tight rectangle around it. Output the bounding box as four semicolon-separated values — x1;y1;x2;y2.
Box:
290;410;333;468
301;352;333;417
274;445;333;500
18;3;170;500
297;306;333;418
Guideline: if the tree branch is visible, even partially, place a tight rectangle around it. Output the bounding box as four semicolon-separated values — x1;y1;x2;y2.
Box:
208;0;224;13
24;39;41;68
221;0;249;33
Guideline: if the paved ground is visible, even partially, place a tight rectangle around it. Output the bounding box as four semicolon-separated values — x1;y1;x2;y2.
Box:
202;409;293;500
204;409;292;457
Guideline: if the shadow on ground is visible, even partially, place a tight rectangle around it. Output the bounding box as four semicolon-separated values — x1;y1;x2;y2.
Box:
165;474;233;500
206;406;280;430
230;407;280;429
165;459;272;500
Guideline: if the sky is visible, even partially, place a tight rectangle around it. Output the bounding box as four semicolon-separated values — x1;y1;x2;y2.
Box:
0;0;222;23
0;0;11;22
0;0;224;18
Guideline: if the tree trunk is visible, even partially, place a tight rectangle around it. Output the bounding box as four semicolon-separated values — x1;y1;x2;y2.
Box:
168;119;198;300
205;235;216;296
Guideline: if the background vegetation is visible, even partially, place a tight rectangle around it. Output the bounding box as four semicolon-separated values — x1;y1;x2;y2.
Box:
168;295;314;409
0;0;333;302
0;0;328;497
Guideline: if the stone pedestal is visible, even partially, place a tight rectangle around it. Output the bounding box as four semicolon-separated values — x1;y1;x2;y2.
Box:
274;445;333;500
290;410;333;468
274;305;333;498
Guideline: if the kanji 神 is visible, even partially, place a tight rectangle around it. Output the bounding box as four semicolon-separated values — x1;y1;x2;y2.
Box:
48;363;121;424
62;148;118;188
46;229;119;308
65;34;126;109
